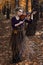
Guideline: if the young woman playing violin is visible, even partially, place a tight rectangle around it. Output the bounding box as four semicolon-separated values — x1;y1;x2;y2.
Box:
11;7;25;63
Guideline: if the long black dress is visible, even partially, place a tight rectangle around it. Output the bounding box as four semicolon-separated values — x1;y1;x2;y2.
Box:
11;16;23;63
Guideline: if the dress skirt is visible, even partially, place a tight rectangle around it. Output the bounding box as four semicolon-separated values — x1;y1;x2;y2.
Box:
11;30;23;63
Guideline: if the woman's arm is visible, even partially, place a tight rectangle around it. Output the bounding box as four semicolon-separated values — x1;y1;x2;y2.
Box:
15;21;24;27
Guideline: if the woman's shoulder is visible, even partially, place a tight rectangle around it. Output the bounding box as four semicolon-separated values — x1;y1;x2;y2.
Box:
11;16;16;21
12;16;16;19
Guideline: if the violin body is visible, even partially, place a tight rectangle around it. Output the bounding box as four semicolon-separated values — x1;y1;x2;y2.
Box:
20;13;31;20
20;14;27;20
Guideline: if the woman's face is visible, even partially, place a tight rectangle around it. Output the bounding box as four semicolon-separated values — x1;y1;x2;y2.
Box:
17;11;23;16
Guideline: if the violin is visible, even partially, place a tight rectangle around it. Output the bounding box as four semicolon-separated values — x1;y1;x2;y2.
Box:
20;14;27;20
20;13;31;20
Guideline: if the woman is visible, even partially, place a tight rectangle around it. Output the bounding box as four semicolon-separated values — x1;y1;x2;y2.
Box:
11;7;24;63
